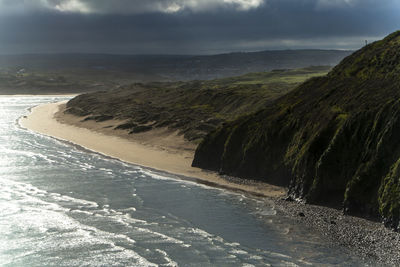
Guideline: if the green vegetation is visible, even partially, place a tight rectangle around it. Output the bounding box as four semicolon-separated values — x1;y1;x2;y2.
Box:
66;66;329;142
193;30;400;229
215;66;329;85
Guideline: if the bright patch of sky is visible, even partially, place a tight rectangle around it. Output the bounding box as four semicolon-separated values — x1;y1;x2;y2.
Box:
0;0;266;14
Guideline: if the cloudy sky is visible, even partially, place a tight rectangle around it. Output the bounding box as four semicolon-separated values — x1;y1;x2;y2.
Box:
0;0;399;55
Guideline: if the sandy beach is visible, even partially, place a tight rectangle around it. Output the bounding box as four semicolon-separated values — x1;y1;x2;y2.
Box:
18;100;400;266
19;101;286;198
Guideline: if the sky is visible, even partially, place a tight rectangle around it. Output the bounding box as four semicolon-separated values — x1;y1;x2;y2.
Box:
0;0;399;55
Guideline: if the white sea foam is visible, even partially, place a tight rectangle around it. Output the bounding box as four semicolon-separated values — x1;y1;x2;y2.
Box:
51;194;99;208
155;249;179;267
230;249;248;255
268;252;292;259
1;148;58;164
134;226;187;246
141;168;221;191
0;180;157;266
249;255;263;260
70;209;94;216
279;261;299;267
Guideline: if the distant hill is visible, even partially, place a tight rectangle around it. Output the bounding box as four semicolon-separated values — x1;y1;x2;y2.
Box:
193;31;400;229
0;50;351;81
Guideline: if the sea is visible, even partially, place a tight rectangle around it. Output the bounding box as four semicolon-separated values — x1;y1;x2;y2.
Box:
0;96;371;266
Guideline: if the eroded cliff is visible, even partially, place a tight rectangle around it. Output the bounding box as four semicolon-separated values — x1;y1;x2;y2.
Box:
193;31;400;229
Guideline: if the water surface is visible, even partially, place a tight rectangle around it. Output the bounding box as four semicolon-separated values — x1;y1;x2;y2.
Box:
0;96;369;266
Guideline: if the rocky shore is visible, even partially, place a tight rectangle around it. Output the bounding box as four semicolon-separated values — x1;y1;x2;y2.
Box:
273;198;400;266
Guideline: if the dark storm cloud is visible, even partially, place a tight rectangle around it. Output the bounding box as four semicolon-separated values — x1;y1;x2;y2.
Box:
0;0;399;54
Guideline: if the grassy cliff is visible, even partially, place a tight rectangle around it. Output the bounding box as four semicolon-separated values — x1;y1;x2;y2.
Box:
192;31;400;229
66;67;328;142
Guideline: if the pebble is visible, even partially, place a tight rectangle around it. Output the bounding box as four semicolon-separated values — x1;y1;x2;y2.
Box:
274;198;400;266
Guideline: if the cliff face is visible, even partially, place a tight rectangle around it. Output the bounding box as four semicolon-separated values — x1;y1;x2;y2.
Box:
192;31;400;229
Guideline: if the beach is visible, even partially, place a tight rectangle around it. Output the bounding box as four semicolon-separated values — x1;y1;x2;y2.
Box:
18;99;400;265
19;101;286;198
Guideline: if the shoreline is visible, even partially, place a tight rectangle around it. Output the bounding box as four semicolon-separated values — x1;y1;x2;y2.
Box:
19;100;400;265
19;101;286;198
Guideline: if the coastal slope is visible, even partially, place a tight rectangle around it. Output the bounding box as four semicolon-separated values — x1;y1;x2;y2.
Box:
64;67;329;142
193;31;400;229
